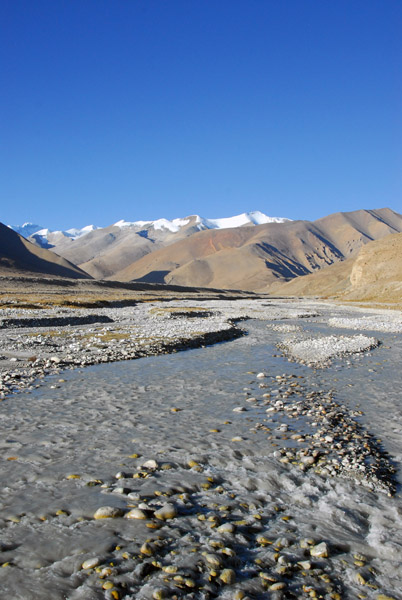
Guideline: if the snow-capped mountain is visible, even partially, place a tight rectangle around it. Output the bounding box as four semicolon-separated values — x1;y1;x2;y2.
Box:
9;223;98;242
195;211;289;230
113;211;289;233
9;212;290;246
8;223;44;238
7;212;291;279
114;217;192;233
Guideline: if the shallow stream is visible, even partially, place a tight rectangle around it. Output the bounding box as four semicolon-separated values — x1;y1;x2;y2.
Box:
0;314;401;599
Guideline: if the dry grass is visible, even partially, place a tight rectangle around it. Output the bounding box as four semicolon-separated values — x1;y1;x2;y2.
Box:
0;293;145;310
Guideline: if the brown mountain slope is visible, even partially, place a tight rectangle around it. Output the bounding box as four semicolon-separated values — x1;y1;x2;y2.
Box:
271;232;402;306
111;208;402;291
39;216;210;279
0;223;91;279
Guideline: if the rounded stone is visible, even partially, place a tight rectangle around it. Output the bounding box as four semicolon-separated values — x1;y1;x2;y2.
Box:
93;506;123;520
140;542;155;556
217;522;236;534
204;553;223;568
142;459;158;470
81;557;100;570
125;508;148;520
270;582;286;591
219;568;236;584
154;503;177;520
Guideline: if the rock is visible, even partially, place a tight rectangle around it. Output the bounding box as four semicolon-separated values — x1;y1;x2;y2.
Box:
125;508;148;520
298;560;312;570
233;406;246;412
219;568;236;584
140;542;155;556
204;553;223;568
217;522;236;534
154;503;177;520
81;557;100;569
102;581;114;590
142;459;158;470
256;535;272;546
300;455;316;466
163;565;178;574
310;542;329;558
256;372;266;378
270;582;286;590
105;590;120;600
93;506;123;519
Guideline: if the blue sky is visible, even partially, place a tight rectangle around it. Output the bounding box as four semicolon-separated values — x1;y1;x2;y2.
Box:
1;0;401;229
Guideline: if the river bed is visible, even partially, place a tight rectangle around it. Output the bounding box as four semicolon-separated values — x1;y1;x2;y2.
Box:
0;300;401;599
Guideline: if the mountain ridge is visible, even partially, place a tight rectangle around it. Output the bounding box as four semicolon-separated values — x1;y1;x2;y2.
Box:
0;223;91;279
5;207;402;293
110;208;402;290
9;211;290;244
270;231;402;307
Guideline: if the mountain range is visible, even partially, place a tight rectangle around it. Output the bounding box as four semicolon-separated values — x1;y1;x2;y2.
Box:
4;208;402;298
9;212;291;280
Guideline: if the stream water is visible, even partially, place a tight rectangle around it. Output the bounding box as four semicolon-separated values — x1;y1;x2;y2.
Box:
0;316;401;599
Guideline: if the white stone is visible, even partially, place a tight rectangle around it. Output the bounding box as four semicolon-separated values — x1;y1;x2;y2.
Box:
82;557;100;569
93;506;123;519
310;542;329;558
154;503;177;520
125;508;148;520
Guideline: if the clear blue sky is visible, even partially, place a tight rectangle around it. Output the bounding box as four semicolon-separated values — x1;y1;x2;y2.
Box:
1;0;401;229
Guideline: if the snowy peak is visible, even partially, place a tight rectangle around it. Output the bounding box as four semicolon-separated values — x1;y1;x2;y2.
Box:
9;211;291;251
114;218;191;233
8;223;44;238
9;224;99;244
195;211;290;230
64;225;98;239
113;211;290;233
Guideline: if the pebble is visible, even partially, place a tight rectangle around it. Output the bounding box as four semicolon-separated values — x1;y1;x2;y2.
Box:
142;459;158;470
270;582;286;590
219;568;236;584
217;522;236;534
125;508;148;520
93;506;124;520
310;542;329;558
154;503;177;520
204;553;223;568
140;542;155;556
81;557;100;569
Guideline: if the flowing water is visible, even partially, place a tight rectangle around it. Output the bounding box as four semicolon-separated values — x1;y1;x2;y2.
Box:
0;316;401;599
